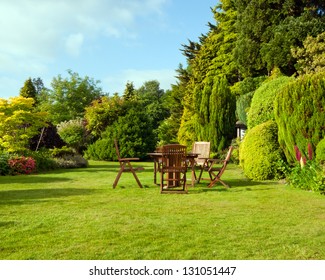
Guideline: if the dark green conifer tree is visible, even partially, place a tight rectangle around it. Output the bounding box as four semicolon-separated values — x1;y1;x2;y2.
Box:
19;78;37;103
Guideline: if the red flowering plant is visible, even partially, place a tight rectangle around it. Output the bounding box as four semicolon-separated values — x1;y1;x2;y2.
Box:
8;156;36;175
288;143;325;194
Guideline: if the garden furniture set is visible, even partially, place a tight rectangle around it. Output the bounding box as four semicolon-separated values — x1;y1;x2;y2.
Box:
113;139;233;193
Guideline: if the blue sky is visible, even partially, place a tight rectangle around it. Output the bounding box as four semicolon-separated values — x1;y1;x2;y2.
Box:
0;0;217;98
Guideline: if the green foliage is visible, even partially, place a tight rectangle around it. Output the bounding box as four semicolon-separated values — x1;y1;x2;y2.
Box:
260;12;325;75
178;1;238;148
136;80;169;135
233;76;267;125
84;138;113;161
39;70;104;124
292;31;325;75
84;95;124;138
235;91;254;125
156;117;180;146
247;74;293;129
50;146;75;158
235;0;325;77
186;76;236;152
0;152;10;175
286;160;325;195
26;149;58;172
239;120;284;180
208;76;236;151
316;138;325;164
0;97;48;153
274;71;325;163
57;118;88;153
19;78;37;102
103;108;156;159
85;106;156;160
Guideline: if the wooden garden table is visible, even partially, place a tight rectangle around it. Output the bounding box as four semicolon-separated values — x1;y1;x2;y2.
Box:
147;152;199;187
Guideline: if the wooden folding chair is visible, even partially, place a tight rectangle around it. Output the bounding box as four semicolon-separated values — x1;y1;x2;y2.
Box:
113;139;143;188
191;141;211;183
207;146;234;188
160;144;188;194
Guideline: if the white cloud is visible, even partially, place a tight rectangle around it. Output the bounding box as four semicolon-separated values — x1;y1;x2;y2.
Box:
0;0;168;71
104;68;176;94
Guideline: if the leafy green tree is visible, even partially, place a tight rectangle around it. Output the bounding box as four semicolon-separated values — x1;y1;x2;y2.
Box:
157;73;186;145
136;80;169;139
208;76;236;151
84;95;124;138
85;106;155;160
235;0;325;77
292;31;325;75
32;77;45;97
123;81;136;101
39;70;104;124
0;97;48;152
178;1;238;149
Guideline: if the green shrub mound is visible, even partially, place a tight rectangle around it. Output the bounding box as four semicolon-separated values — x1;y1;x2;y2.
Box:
84;138;114;161
316;138;325;164
274;71;325;163
247;75;293;129
239;120;284;180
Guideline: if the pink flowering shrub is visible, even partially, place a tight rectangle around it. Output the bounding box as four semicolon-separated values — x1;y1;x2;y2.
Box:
8;156;36;175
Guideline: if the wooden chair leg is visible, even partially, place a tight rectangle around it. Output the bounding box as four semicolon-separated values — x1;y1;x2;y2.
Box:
197;167;204;183
160;170;165;193
127;162;143;188
183;172;187;192
113;164;125;188
208;177;230;188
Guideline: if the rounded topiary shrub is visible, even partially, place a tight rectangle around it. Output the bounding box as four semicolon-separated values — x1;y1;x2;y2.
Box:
247;75;293;129
316;138;325;164
239;120;284;180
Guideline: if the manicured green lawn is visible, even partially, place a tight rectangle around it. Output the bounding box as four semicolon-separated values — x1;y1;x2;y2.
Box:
0;161;324;260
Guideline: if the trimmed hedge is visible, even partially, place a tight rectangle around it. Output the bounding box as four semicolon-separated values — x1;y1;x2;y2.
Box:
239;120;284;180
274;71;325;163
247;75;293;129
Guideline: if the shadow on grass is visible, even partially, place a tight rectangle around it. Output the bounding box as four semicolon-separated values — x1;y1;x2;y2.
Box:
0;221;15;228
0;176;73;185
0;188;98;206
195;179;279;193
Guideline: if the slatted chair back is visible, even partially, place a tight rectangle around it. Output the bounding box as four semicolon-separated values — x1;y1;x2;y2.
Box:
160;144;188;194
191;141;211;183
192;141;210;166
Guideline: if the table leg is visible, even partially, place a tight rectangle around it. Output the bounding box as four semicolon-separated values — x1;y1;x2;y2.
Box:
153;159;157;185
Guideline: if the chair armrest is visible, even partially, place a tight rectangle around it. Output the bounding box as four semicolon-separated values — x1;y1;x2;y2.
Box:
119;158;140;161
198;157;210;160
207;158;223;164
